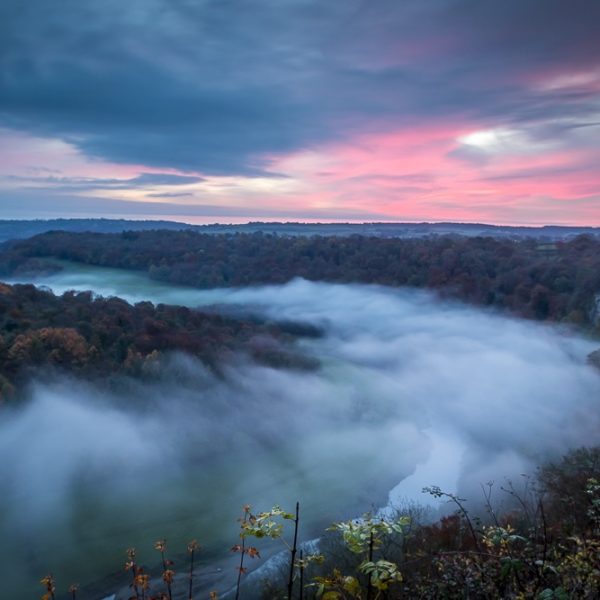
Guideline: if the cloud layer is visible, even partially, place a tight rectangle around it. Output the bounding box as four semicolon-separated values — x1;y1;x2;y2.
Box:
0;1;599;223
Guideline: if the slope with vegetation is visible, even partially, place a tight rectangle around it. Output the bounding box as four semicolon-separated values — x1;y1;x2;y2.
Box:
41;446;600;599
0;282;312;401
2;230;600;330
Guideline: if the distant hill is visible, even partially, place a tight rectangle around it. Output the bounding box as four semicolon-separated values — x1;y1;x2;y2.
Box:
0;218;194;243
1;218;599;244
200;221;600;240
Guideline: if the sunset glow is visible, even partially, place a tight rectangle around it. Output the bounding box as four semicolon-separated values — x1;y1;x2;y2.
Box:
0;1;598;225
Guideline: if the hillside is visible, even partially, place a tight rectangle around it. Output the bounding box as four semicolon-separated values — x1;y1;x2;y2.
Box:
0;282;312;400
2;230;600;331
1;218;599;244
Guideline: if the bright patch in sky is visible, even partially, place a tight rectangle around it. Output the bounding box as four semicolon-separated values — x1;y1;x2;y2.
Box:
459;129;517;150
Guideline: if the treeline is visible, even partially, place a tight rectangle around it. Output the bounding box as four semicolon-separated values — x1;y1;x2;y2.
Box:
0;282;309;401
2;230;600;329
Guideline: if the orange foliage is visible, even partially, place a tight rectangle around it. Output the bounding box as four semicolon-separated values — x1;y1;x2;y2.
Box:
8;327;89;367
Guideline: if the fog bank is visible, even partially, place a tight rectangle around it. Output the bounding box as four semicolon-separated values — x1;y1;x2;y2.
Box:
2;266;600;594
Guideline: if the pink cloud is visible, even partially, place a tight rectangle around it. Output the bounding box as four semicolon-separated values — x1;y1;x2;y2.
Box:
268;120;600;225
1;122;598;226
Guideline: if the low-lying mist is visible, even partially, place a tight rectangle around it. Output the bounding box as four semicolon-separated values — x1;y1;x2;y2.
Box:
2;266;600;595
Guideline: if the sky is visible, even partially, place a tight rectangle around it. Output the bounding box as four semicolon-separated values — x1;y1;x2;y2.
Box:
0;0;598;225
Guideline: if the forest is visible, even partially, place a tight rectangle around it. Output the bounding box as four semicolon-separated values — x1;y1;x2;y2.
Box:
1;230;600;330
0;282;311;401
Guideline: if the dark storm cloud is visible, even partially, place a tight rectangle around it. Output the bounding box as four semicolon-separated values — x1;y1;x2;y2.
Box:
6;172;205;191
0;0;598;174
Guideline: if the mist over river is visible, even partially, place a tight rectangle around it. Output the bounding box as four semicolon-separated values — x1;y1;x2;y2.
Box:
2;263;600;597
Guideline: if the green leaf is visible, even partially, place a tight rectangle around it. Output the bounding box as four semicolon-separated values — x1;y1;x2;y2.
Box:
538;588;569;600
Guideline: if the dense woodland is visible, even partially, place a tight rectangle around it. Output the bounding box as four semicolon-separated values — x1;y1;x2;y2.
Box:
0;282;310;400
2;230;600;330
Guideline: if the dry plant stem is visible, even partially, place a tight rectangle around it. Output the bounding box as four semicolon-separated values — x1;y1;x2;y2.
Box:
130;564;140;600
448;493;481;553
366;530;374;600
156;542;173;600
287;501;300;600
165;566;173;600
501;480;532;527
235;511;249;600
481;482;524;593
188;546;196;600
533;499;549;595
481;482;500;527
299;550;304;600
42;574;56;600
163;552;172;600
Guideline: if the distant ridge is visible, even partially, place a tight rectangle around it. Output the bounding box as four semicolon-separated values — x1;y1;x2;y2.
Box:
1;218;598;244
